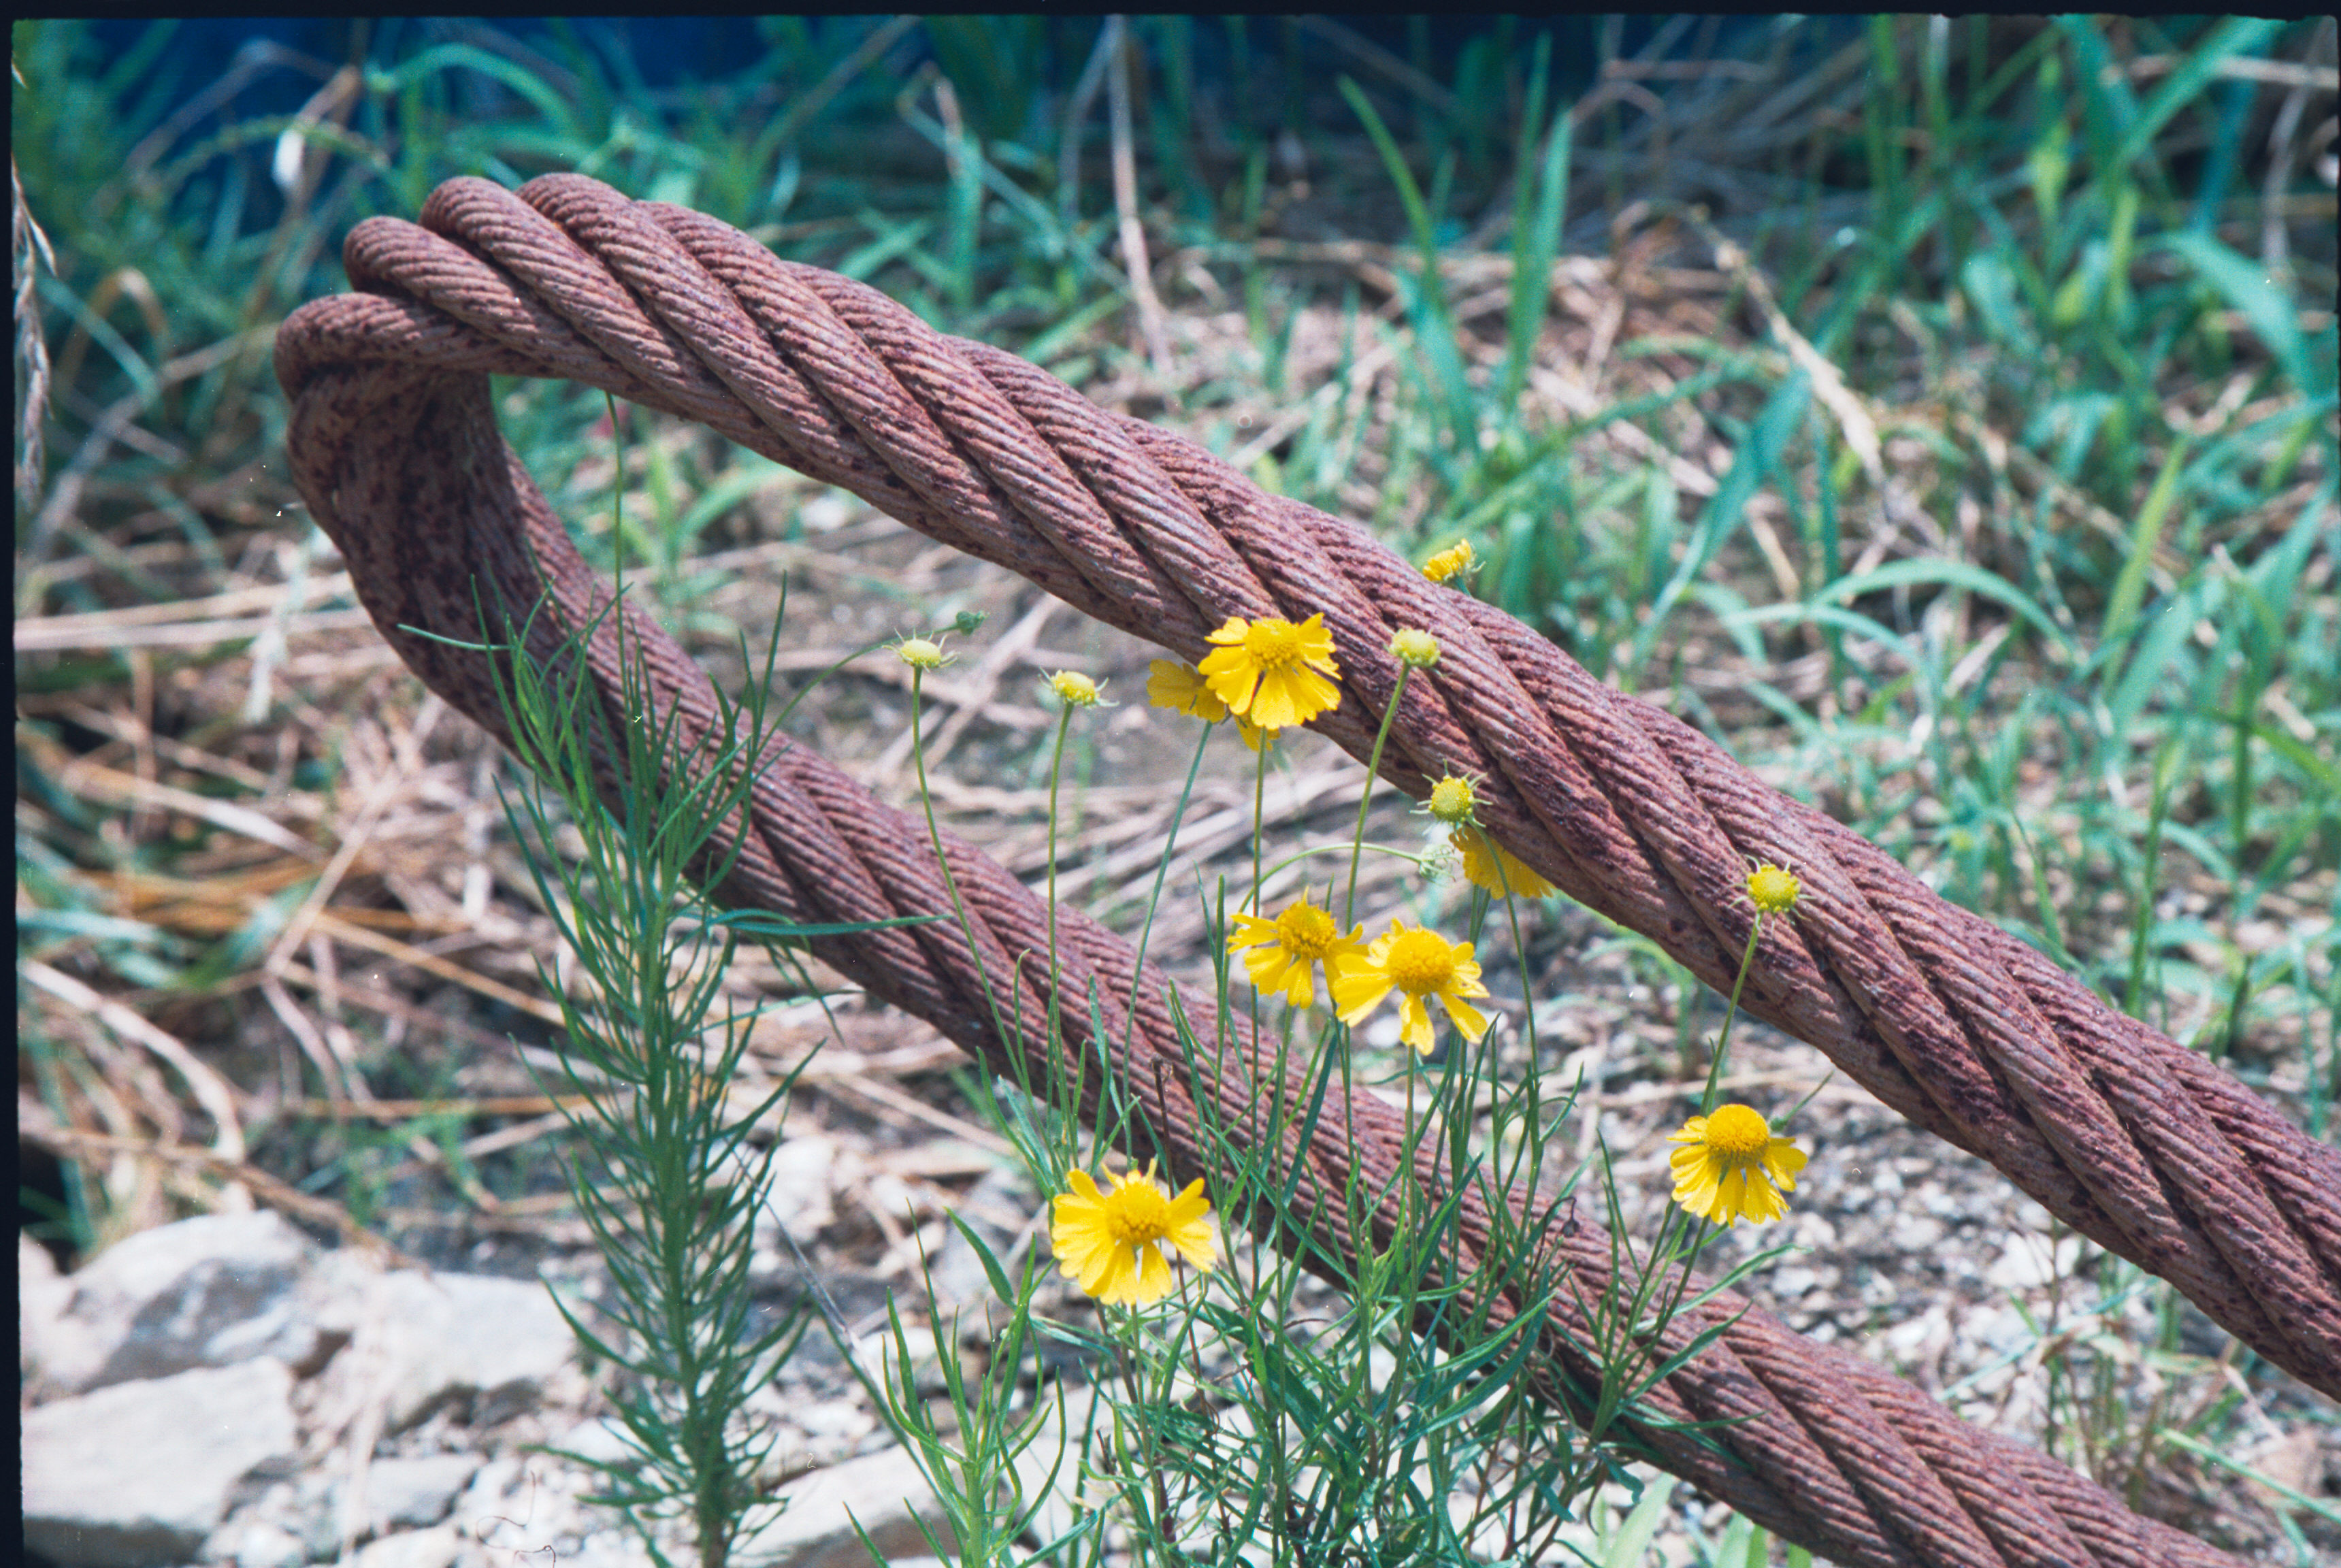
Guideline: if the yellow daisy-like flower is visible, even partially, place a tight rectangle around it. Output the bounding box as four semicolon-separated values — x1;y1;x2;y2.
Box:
1667;1104;1807;1228
1198;614;1342;730
1422;541;1477;584
1049;1160;1218;1307
1226;899;1365;1007
1748;863;1801;915
1146;659;1229;721
1452;829;1557;900
1149;658;1274;750
1424;773;1477;826
1331;920;1492;1054
1049;670;1105;708
895;636;952;670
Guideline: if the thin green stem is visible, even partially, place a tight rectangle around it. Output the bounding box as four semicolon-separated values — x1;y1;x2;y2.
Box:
1045;703;1074;1058
1696;917;1767;1115
1248;731;1269;915
1342;666;1412;927
908;664;1004;1020
1122;723;1213;1046
1641;909;1775;1337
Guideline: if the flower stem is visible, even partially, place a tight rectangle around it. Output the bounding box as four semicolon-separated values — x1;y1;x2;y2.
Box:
1695;919;1767;1116
1045;702;1077;1098
908;667;1006;1044
1342;665;1411;927
1122;723;1211;1047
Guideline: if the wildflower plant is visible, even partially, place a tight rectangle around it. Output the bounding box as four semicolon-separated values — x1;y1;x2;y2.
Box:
491;426;1817;1567
845;596;1801;1568
487;585;923;1568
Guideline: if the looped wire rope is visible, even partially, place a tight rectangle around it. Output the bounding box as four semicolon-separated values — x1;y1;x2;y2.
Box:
277;172;2321;1566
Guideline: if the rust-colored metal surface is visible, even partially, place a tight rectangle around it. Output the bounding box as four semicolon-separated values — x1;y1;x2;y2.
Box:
277;172;2325;1565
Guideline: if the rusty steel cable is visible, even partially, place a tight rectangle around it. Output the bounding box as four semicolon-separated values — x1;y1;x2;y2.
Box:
271;173;2319;1564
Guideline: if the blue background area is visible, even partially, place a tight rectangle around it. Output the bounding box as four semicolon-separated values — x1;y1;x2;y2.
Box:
82;16;1763;123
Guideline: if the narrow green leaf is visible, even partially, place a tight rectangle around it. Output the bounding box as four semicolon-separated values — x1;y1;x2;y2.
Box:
2103;434;2188;649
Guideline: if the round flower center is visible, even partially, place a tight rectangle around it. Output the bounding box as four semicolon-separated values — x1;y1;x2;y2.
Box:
1705;1104;1772;1161
1104;1179;1172;1245
896;636;946;670
1242;619;1312;668
1051;671;1101;706
1748;864;1801;914
1428;776;1475;824
1382;929;1459;994
1273;904;1340;960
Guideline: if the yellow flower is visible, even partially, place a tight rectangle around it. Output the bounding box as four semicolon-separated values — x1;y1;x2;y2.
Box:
1422;541;1477;584
1151;657;1275;749
1668;1104;1807;1228
1049;1160;1217;1307
1198;614;1342;730
1389;628;1441;668
1424;773;1476;826
1147;659;1229;721
1452;829;1556;900
1049;670;1105;708
1226;899;1365;1007
895;636;951;670
1748;863;1801;915
1331;920;1491;1054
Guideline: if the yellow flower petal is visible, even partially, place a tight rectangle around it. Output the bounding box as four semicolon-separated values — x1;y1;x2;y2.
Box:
1441;994;1491;1044
1453;829;1556;900
1147;659;1229;721
1329;964;1394;1025
1396;994;1433;1053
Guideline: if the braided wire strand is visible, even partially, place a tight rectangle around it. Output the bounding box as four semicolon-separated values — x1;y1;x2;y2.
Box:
272;172;2317;1565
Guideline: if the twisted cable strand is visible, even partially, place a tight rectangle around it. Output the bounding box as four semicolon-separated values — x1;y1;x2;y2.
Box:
277;347;2246;1568
273;172;2308;1564
286;172;2341;1395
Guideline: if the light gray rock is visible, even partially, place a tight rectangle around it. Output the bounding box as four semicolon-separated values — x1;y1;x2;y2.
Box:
199;1516;308;1568
760;1445;957;1568
755;1132;844;1241
21;1231;91;1390
550;1415;634;1467
44;1211;329;1395
367;1271;576;1431
361;1454;483;1534
917;1165;1032;1313
347;1525;462;1568
24;1358;299;1568
451;1455;598;1567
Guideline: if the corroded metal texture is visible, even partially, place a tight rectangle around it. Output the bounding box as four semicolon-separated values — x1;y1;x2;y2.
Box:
278;172;2323;1566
